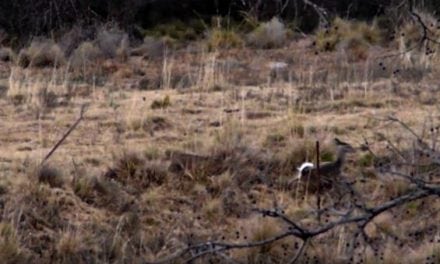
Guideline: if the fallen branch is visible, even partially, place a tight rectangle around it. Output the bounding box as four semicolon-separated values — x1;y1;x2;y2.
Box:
40;104;87;166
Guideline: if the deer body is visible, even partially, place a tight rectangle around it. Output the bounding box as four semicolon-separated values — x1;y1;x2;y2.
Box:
294;138;354;193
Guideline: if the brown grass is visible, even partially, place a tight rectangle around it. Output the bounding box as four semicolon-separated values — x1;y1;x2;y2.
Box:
0;16;439;264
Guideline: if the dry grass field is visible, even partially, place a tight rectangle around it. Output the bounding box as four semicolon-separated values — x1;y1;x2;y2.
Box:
0;16;439;264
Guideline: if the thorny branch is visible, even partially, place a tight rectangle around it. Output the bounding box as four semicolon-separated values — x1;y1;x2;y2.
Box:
147;186;437;263
377;0;440;60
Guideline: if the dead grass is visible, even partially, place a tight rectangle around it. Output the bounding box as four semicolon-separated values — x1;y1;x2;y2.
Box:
206;28;244;50
314;17;382;59
0;47;15;62
18;38;65;68
0;17;439;264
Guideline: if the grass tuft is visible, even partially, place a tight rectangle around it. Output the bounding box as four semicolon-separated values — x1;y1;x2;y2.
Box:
151;95;171;109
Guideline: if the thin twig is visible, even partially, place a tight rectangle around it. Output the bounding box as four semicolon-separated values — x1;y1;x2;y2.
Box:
289;239;309;264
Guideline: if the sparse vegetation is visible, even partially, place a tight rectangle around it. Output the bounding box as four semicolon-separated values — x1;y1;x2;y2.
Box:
0;1;440;264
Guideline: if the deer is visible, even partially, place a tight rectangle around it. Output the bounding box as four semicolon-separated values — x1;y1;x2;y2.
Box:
291;138;355;194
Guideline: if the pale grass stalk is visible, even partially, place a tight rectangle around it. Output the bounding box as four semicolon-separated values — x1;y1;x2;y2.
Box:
288;73;295;113
62;61;71;95
220;91;225;126
92;75;96;101
38;112;43;160
111;215;124;255
336;226;347;258
196;51;218;91
308;60;314;87
161;49;174;90
240;89;246;126
363;58;370;98
125;92;145;132
204;52;217;90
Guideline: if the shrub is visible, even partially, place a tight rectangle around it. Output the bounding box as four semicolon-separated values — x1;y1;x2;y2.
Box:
58;25;95;57
0;47;15;62
314;17;381;57
18;38;65;68
105;151;167;191
397;10;440;68
151;95;171;109
247;17;289;49
70;41;103;72
338;36;370;61
0;222;27;263
96;27;129;60
144;19;203;42
131;36;169;58
206;29;244;50
34;164;65;188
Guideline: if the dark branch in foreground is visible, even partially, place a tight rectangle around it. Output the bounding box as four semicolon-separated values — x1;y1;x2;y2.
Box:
146;186;438;263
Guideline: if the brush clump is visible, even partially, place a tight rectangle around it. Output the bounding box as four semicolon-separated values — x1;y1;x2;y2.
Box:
314;17;382;60
247;17;290;49
18;38;65;68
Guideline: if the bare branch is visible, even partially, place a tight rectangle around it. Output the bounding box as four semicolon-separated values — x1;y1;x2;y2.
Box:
40;104;87;166
289;238;309;264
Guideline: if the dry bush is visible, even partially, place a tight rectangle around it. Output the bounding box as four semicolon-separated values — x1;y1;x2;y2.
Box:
247;17;290;49
3;182;67;246
142;19;205;44
338;36;370;61
70;41;104;77
206;28;244;50
7;67;66;109
105;151;168;192
142;116;172;134
0;222;29;263
18;38;65;68
235;218;285;262
151;95;171;109
0;47;15;62
167;150;227;184
72;175;97;204
314;17;382;59
75;174;135;213
54;229;95;264
34;164;65;188
96;27;129;61
131;36;169;59
58;25;95;57
398;10;440;69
